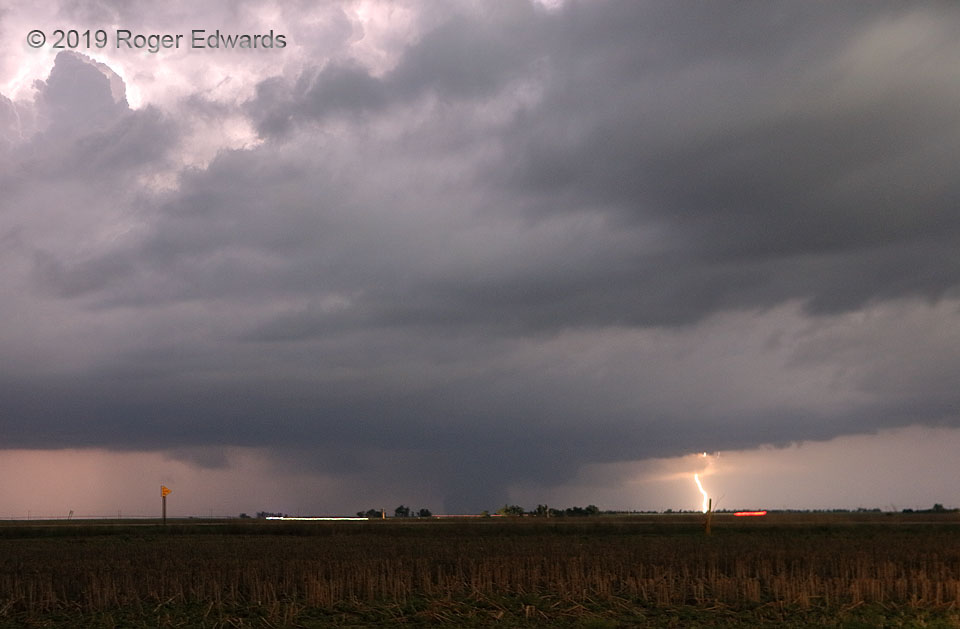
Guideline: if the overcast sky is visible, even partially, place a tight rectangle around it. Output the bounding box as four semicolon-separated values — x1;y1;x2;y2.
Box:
2;0;960;517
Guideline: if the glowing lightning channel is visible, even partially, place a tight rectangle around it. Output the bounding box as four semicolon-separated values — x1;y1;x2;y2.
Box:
694;473;709;513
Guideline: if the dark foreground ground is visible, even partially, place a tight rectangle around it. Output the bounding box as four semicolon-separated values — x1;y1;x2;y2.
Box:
1;512;960;627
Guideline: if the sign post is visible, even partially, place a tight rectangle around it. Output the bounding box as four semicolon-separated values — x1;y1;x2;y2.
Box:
161;485;172;524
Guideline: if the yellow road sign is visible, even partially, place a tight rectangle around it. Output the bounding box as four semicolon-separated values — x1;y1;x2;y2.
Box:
161;485;172;497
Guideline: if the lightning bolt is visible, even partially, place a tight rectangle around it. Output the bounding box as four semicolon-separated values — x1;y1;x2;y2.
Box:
694;473;709;513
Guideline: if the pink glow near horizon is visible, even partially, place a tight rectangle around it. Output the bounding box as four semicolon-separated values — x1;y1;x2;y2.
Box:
0;448;330;519
2;424;960;518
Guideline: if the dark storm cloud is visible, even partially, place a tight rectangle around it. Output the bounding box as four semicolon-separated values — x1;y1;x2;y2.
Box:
0;95;17;141
5;1;960;511
494;1;960;317
245;1;960;326
35;52;127;131
2;52;176;302
10;53;173;176
246;3;542;135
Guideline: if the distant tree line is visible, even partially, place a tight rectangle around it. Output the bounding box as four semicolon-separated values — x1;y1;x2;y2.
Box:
902;504;958;514
356;506;433;518
496;504;601;517
246;503;959;520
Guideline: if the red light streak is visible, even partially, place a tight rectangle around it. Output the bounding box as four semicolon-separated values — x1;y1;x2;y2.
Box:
733;511;767;517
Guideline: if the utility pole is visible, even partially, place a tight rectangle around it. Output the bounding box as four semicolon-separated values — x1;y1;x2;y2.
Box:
705;498;713;536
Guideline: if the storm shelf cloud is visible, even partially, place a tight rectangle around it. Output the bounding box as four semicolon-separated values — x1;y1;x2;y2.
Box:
1;0;960;515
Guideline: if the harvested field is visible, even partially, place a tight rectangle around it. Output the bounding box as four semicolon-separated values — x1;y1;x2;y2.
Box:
1;513;959;627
